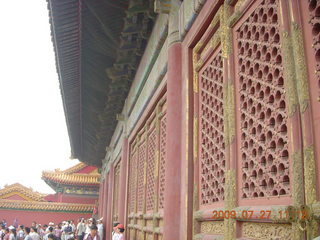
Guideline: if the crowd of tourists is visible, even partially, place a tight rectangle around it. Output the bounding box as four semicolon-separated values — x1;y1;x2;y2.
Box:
0;218;125;240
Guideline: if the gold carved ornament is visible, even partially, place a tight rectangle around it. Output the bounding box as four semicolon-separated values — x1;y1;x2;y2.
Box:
243;222;292;240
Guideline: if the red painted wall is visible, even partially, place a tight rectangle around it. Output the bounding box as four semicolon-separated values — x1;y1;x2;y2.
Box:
43;194;58;202
0;209;92;226
5;195;26;201
59;195;97;204
76;166;97;174
44;194;97;204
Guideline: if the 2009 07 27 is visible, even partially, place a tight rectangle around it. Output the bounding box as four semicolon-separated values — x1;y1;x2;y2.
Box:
212;210;272;219
212;210;309;220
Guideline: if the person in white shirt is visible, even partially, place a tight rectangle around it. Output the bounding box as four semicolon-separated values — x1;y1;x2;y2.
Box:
9;228;16;240
29;228;39;240
96;221;103;240
16;226;24;240
23;228;32;240
84;220;91;235
43;227;54;240
111;222;119;237
76;218;85;240
112;224;125;240
46;223;54;233
35;225;43;240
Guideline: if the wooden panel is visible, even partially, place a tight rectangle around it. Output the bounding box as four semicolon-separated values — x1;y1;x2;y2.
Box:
127;95;166;240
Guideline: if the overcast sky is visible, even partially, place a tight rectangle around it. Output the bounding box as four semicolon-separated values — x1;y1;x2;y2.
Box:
0;1;80;194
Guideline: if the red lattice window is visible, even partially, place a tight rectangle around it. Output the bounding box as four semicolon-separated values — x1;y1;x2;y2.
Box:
199;49;225;205
137;137;147;212
146;124;157;211
236;0;290;198
308;0;320;94
127;95;166;218
159;112;167;209
128;149;138;213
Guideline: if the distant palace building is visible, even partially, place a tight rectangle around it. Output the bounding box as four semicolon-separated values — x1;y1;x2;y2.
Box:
0;163;99;225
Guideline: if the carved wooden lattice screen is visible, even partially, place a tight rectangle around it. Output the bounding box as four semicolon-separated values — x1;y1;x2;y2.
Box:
113;161;121;222
192;0;297;239
158;105;167;211
236;0;290;200
127;95;167;240
199;49;226;206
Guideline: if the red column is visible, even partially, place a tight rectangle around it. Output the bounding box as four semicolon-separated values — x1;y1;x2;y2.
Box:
105;164;114;239
102;175;108;228
98;181;104;219
98;183;100;216
163;42;182;240
98;182;101;217
118;138;129;225
57;192;63;202
180;41;193;240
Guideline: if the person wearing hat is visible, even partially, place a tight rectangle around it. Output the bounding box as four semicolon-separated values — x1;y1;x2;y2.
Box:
83;225;99;240
112;224;125;240
111;223;119;237
95;220;103;240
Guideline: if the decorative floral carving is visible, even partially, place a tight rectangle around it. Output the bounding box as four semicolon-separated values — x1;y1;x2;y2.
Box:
291;23;310;113
280;31;299;117
243;222;292;239
292;151;304;206
221;3;232;58
303;146;316;205
200;221;224;235
224;170;236;240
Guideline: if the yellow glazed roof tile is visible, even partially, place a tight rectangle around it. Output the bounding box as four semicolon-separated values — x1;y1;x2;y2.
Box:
0;183;46;202
42;172;100;186
58;163;87;174
0;199;94;212
42;163;100;186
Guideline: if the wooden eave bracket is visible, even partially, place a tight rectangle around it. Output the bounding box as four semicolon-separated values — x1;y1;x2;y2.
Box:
154;0;171;14
105;146;113;152
116;113;125;121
